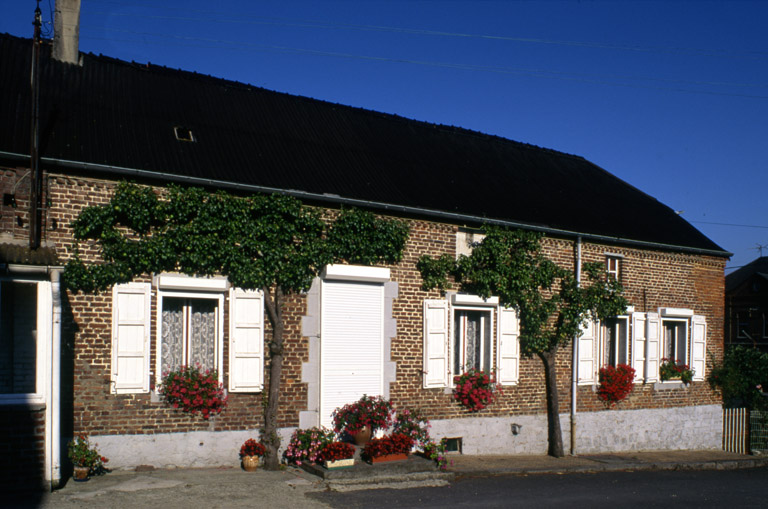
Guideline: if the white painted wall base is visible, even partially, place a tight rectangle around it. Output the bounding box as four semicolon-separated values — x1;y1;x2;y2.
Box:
430;404;722;455
91;428;295;470
91;405;722;469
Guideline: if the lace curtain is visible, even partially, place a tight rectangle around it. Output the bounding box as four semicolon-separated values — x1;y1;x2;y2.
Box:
161;297;216;375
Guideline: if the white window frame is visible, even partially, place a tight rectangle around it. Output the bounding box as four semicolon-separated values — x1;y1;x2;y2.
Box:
0;278;50;405
600;315;630;367
452;305;495;378
661;317;689;366
155;289;225;388
606;255;621;280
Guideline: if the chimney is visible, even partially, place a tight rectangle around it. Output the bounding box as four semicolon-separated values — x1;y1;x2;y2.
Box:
53;0;81;64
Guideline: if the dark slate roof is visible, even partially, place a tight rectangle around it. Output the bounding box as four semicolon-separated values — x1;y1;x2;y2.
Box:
726;257;768;292
0;33;727;255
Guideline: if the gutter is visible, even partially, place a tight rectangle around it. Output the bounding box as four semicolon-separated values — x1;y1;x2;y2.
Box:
0;150;732;258
570;236;582;456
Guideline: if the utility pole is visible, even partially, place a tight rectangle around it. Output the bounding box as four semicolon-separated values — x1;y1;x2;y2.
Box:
29;1;42;249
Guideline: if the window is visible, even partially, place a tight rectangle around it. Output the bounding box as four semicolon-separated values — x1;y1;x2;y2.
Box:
0;282;38;394
161;296;219;375
606;256;621;280
0;279;50;402
453;308;492;374
157;289;224;384
112;276;265;394
602;316;629;367
662;319;688;364
423;295;519;388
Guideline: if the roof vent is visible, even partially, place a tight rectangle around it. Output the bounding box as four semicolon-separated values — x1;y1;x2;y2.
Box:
174;126;196;142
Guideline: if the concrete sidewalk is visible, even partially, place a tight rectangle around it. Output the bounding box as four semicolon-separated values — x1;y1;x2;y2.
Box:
13;450;768;508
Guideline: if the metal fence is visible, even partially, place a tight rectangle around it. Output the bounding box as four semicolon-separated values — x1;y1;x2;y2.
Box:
722;408;768;454
723;408;748;454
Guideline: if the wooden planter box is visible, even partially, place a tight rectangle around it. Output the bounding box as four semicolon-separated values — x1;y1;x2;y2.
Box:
369;453;408;464
324;458;355;470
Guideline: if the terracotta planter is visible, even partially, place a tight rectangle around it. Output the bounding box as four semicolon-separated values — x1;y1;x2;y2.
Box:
324;458;355;470
73;466;90;482
352;426;372;446
241;455;260;472
369;452;408;464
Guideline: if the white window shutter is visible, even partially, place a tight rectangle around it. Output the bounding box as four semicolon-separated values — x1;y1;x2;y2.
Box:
645;312;660;382
691;315;707;381
497;306;519;385
229;288;264;392
631;312;646;382
577;318;598;385
112;283;151;394
423;299;450;388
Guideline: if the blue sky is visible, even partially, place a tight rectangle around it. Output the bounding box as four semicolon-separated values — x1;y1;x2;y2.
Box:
3;1;767;272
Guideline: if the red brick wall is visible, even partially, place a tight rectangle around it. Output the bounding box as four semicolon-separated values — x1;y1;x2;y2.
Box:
0;169;726;438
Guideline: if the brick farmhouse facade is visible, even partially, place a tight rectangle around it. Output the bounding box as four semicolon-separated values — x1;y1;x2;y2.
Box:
0;30;728;488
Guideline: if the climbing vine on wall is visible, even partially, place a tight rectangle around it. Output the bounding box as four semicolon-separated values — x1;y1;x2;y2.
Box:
64;181;410;469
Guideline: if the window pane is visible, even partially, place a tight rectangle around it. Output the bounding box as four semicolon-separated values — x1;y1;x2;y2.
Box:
663;321;687;364
189;300;217;371
161;297;184;374
454;309;492;373
617;319;628;365
0;282;38;394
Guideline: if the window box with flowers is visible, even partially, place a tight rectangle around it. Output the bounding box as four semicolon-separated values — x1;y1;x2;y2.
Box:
452;369;500;412
362;433;415;464
331;394;394;445
597;364;636;407
68;434;108;482
320;442;356;469
159;365;228;419
660;358;694;384
239;438;266;471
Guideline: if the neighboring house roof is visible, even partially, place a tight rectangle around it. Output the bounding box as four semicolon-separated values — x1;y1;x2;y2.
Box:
726;257;768;293
0;33;727;256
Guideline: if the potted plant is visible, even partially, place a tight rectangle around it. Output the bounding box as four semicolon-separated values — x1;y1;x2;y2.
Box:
283;427;335;466
331;394;394;445
392;406;431;450
660;358;694;384
452;369;500;412
422;438;451;471
239;438;266;471
319;441;356;469
361;433;414;464
67;434;108;481
160;364;228;419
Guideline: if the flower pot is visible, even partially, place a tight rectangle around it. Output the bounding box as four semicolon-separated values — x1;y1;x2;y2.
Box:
352;426;372;446
324;458;355;470
241;455;260;472
73;466;90;482
369;452;408;464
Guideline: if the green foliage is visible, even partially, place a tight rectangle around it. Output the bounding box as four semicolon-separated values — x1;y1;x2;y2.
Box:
417;226;627;357
709;346;768;409
63;182;409;294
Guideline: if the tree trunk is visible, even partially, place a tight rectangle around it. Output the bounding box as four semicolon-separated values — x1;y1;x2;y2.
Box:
540;349;564;457
262;287;284;470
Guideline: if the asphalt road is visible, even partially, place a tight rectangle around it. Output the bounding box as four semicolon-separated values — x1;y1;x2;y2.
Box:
309;467;768;508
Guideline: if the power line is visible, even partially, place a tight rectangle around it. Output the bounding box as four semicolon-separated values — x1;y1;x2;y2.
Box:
691;220;768;229
85;5;768;62
80;30;768;100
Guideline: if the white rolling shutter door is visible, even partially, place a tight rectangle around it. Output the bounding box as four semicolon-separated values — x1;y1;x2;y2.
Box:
320;280;384;428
